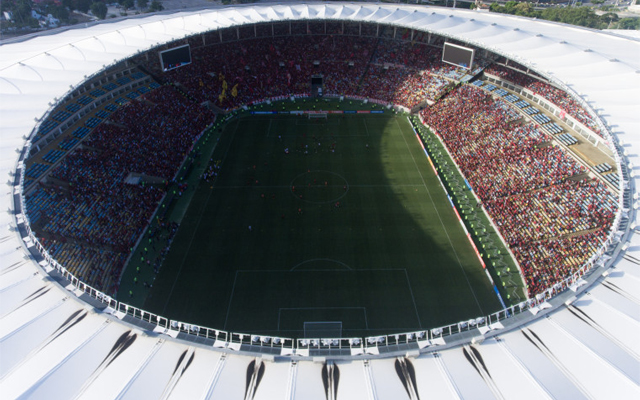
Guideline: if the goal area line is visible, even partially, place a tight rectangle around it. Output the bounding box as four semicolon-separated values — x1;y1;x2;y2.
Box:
278;307;369;334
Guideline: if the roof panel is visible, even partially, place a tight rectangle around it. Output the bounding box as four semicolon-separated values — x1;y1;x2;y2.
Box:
0;284;66;339
117;340;191;400
293;361;325;400
0;304;100;380
572;296;640;356
0;317;119;400
551;306;640;384
439;347;497;400
524;318;639;399
207;354;252;399
588;283;640;323
166;347;222;399
411;354;460;399
500;327;589;400
253;360;290;400
334;360;370;399
78;333;161;399
368;358;408;398
470;339;553;400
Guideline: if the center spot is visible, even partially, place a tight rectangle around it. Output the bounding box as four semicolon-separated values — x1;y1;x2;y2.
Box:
290;170;349;204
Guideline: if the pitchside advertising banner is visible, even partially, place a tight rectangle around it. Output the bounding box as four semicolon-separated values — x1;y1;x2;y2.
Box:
250;110;384;115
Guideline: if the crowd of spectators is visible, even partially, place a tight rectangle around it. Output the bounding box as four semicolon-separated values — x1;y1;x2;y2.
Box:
25;85;215;295
148;35;461;110
25;33;617;299
38;237;128;291
421;84;616;296
512;228;609;295
484;64;599;133
484;179;617;246
483;64;537;88
158;36;374;109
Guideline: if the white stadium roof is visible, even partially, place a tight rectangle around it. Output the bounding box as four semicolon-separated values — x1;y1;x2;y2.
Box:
0;3;639;399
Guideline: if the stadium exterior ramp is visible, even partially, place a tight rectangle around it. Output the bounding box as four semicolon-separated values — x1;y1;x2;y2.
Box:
0;2;639;399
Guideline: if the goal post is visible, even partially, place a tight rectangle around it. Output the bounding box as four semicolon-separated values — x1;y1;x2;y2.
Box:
308;112;328;120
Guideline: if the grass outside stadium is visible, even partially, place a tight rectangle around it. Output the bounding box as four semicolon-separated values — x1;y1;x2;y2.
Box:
118;98;516;339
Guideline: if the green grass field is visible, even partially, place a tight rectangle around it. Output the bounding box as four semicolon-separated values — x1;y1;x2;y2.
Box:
141;111;502;338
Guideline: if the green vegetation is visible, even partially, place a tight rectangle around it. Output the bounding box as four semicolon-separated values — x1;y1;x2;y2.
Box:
90;1;107;20
148;0;163;12
123;99;504;338
489;1;640;30
1;0;39;29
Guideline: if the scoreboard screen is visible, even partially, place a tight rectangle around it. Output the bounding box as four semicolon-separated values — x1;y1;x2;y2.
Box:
442;42;475;70
159;44;192;72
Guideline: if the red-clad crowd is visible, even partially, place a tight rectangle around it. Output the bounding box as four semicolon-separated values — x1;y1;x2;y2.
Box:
25;85;215;294
484;64;599;134
420;84;616;297
25;32;617;299
144;35;461;110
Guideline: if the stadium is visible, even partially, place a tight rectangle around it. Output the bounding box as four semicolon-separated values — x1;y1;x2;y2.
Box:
0;2;639;399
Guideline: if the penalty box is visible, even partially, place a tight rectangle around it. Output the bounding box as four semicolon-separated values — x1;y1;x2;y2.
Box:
224;269;422;335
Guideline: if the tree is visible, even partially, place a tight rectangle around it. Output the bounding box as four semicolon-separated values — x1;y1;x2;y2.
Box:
513;2;537;17
600;12;619;26
148;0;163;11
502;1;519;14
11;0;38;27
119;0;135;10
91;1;108;19
615;17;640;29
75;0;91;13
137;0;148;9
49;3;70;21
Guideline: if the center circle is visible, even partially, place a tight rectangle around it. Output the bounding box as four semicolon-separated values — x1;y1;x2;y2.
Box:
290;170;349;204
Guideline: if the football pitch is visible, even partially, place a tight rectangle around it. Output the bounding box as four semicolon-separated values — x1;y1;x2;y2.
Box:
143;112;502;338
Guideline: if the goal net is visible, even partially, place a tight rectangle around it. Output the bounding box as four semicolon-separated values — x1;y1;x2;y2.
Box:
304;321;342;338
308;112;328;120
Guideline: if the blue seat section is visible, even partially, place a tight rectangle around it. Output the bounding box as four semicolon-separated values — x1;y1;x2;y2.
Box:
493;88;508;97
556;133;577;146
131;71;147;80
90;89;106;98
503;94;519;103
66;103;82;113
77;95;93;105
95;109;111;119
102;82;118;91
594;163;612;173
104;103;119;112
72;126;91;139
26;163;50;179
116;76;132;86
42;149;66;164
37;119;59;137
114;97;129;105
532;114;551;124
58;136;78;150
544;122;563;134
51;110;71;122
85;117;102;128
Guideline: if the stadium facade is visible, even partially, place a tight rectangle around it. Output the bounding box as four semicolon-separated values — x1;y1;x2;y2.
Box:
0;3;639;399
